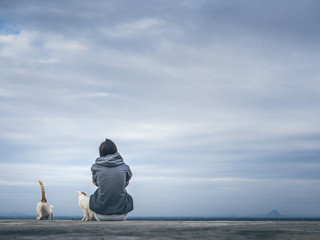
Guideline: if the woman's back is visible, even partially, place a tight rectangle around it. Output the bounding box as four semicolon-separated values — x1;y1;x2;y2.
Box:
89;152;133;215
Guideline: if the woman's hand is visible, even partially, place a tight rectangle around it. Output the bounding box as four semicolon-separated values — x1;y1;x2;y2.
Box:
92;179;97;186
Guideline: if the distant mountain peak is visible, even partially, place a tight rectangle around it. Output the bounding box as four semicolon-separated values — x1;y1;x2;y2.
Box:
266;209;282;218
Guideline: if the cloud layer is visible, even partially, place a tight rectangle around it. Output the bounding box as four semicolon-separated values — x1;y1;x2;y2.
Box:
0;0;320;217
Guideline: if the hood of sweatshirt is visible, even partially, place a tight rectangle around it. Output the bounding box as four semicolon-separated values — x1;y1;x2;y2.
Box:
95;152;124;167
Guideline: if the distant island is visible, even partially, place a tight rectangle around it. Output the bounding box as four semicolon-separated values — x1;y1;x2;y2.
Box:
265;209;282;218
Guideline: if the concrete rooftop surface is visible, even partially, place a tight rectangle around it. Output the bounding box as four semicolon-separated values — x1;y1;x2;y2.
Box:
0;220;320;240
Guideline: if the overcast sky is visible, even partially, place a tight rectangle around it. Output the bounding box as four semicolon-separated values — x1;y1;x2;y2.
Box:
0;0;320;218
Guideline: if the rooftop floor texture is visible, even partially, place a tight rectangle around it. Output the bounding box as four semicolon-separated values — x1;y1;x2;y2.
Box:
0;220;319;240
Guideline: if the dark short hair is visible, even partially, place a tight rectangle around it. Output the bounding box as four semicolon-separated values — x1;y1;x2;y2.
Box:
99;139;117;156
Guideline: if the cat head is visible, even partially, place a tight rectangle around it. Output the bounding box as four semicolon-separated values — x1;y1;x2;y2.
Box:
77;191;87;197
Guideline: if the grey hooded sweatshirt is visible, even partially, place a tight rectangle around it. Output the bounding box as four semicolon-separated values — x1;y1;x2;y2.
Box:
89;152;133;215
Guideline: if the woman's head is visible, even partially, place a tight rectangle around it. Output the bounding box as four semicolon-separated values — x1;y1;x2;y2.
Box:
99;139;118;156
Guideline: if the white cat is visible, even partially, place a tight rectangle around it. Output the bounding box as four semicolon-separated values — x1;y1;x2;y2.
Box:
36;180;53;220
77;191;96;221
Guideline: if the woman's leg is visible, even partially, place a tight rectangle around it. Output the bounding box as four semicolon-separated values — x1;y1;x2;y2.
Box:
94;213;128;221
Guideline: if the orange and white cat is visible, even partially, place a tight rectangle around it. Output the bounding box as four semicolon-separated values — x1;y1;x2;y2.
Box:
36;180;53;220
77;191;96;221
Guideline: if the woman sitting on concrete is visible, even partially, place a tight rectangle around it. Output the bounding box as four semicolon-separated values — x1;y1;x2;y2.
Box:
90;138;133;221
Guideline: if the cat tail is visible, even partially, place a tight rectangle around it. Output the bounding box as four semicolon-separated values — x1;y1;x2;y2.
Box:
38;180;47;203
